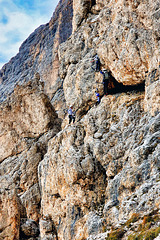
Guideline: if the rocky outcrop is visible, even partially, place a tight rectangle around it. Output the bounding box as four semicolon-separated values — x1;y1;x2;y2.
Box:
39;92;160;239
0;0;73;102
54;0;160;122
71;0;160;88
0;80;61;240
72;0;105;32
145;68;160;116
0;78;60;163
0;0;160;240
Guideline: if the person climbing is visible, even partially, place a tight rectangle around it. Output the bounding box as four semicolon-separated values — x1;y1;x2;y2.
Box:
68;106;76;124
95;88;100;105
100;69;110;96
91;54;101;72
72;110;76;124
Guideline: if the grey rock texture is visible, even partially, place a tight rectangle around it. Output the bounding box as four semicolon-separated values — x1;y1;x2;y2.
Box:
0;80;61;240
0;0;73;102
54;0;160;121
0;0;160;240
39;93;160;239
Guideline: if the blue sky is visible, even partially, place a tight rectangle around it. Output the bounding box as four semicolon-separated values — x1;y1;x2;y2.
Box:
0;0;59;69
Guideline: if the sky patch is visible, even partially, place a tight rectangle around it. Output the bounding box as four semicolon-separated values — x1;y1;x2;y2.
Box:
1;14;8;24
0;0;59;69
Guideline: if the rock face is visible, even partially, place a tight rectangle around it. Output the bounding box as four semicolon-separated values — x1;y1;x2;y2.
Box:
0;0;160;240
55;0;159;120
72;0;159;83
39;93;160;239
0;0;73;102
0;80;61;240
0;79;60;163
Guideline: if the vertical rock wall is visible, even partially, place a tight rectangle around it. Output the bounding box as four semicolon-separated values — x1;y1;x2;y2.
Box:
0;80;61;240
0;0;73;102
39;0;160;238
39;92;160;239
0;0;159;239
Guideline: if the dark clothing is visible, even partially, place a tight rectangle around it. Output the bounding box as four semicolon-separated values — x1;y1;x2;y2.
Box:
95;60;100;72
72;115;75;123
68;108;76;124
69;115;72;124
72;111;76;123
103;81;108;95
95;57;100;72
100;70;109;95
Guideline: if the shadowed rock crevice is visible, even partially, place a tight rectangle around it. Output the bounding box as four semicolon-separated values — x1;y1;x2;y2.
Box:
20;219;40;240
108;75;145;95
91;0;96;7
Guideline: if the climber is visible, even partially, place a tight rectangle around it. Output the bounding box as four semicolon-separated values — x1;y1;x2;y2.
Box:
91;54;101;72
100;69;110;96
72;110;76;124
95;88;100;105
68;106;76;124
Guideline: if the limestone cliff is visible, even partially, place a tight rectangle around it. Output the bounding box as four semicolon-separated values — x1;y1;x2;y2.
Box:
0;0;73;102
0;0;160;240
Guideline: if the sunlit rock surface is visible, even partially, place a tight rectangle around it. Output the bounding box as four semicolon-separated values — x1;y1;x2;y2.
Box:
0;0;159;239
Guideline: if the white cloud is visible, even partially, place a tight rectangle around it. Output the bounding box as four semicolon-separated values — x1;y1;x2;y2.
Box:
0;0;59;69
